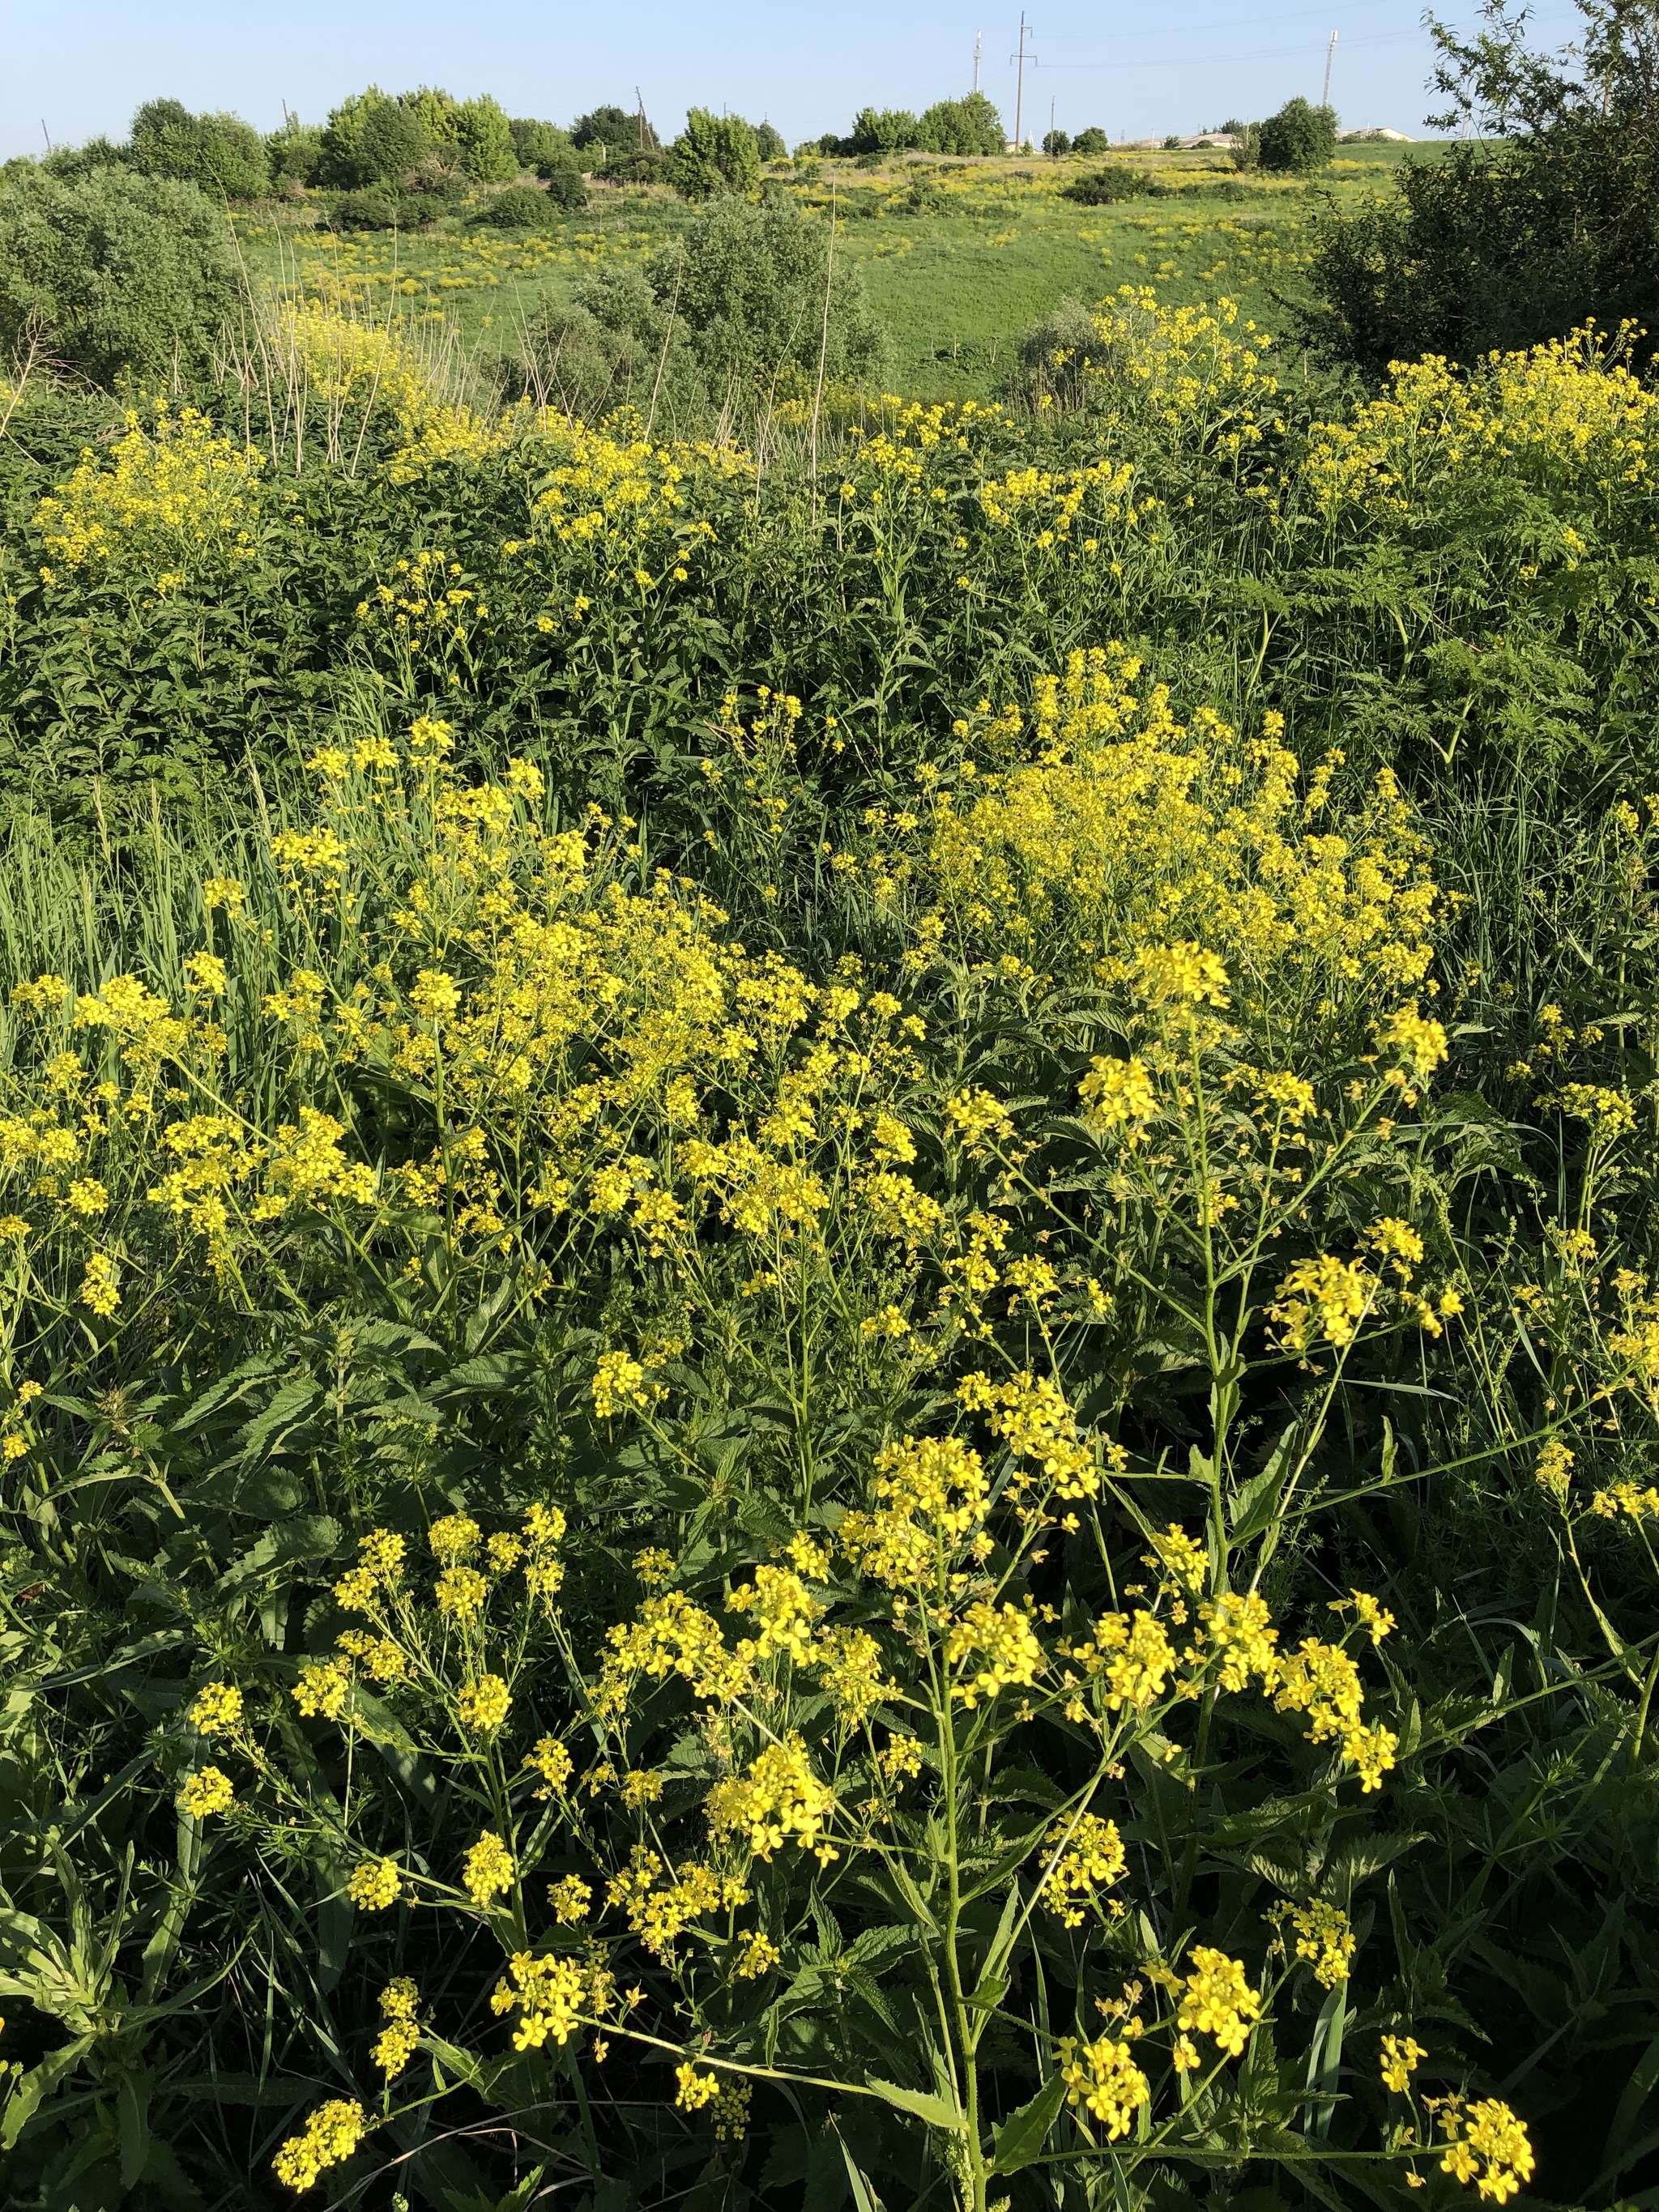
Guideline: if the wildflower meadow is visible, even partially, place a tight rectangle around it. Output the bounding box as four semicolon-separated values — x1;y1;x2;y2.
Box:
2;87;1659;2212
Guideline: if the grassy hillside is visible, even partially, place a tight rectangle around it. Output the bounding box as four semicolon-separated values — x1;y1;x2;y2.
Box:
238;141;1431;400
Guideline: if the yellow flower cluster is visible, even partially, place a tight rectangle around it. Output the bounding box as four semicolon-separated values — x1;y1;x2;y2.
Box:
1055;2034;1150;2139
35;407;267;592
705;1735;838;1862
1307;324;1658;526
488;1950;586;2050
272;2099;368;2192
371;1978;420;2078
1177;1946;1262;2056
1041;1811;1128;1927
1439;2098;1536;2203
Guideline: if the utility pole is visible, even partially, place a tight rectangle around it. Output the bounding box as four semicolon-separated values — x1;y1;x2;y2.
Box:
636;87;647;150
1012;13;1033;149
1322;29;1337;107
974;30;983;92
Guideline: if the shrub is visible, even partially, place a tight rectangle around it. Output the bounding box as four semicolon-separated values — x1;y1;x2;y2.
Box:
329;187;403;230
667;108;761;201
1063;165;1158;203
1304;3;1659;372
651;194;885;408
471;184;564;228
1071;124;1109;155
0;165;241;384
129;97;271;200
754;121;787;163
1043;126;1071;156
1256;96;1338;174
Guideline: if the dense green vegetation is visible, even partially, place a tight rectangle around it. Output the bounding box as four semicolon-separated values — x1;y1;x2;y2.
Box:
6;21;1659;2210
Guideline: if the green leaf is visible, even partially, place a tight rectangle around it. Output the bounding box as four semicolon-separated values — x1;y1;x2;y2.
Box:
864;2078;962;2132
990;2070;1068;2174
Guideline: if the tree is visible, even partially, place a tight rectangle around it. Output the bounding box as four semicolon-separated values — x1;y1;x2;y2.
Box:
450;94;518;183
1256;96;1338;173
510;117;576;173
320;88;429;187
1303;0;1659;372
847;106;919;154
666;109;761;201
755;121;787;163
0;165;241;384
573;104;648;155
130;99;270;199
915;93;1005;154
1072;125;1110;154
1043;127;1072;156
266;116;324;190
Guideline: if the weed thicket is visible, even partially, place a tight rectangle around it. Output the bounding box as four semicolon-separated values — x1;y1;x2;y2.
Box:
0;279;1657;2212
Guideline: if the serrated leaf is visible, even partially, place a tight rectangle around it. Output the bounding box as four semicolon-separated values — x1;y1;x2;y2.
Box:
991;2070;1068;2174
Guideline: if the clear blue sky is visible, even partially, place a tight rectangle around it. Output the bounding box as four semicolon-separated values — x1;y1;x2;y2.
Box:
2;0;1589;160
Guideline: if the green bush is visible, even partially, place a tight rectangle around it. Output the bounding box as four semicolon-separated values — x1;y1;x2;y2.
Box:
471;183;568;228
1256;95;1338;173
755;121;787;163
129;97;271;199
329;187;405;230
1043;126;1071;156
1071;123;1109;154
0;165;241;384
1304;2;1659;372
1062;165;1159;203
667;107;761;200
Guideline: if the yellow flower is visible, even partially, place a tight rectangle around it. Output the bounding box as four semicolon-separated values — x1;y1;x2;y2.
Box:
463;1831;515;1905
489;1950;586;2048
457;1674;512;1732
676;2064;720;2111
945;1600;1045;1707
736;1930;780;1978
428;1513;480;1562
1439;2098;1535;2203
79;1252;121;1319
348;1857;403;1911
706;1735;837;1860
272;2100;368;2192
1286;1899;1355;1987
524;1735;574;1795
1380;2033;1426;2093
1055;2035;1150;2139
1041;1812;1127;1927
1178;1947;1262;2056
547;1875;592;1924
372;1977;420;2076
178;1767;235;1818
188;1683;244;1737
1270;1253;1371;1351
293;1658;352;1720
